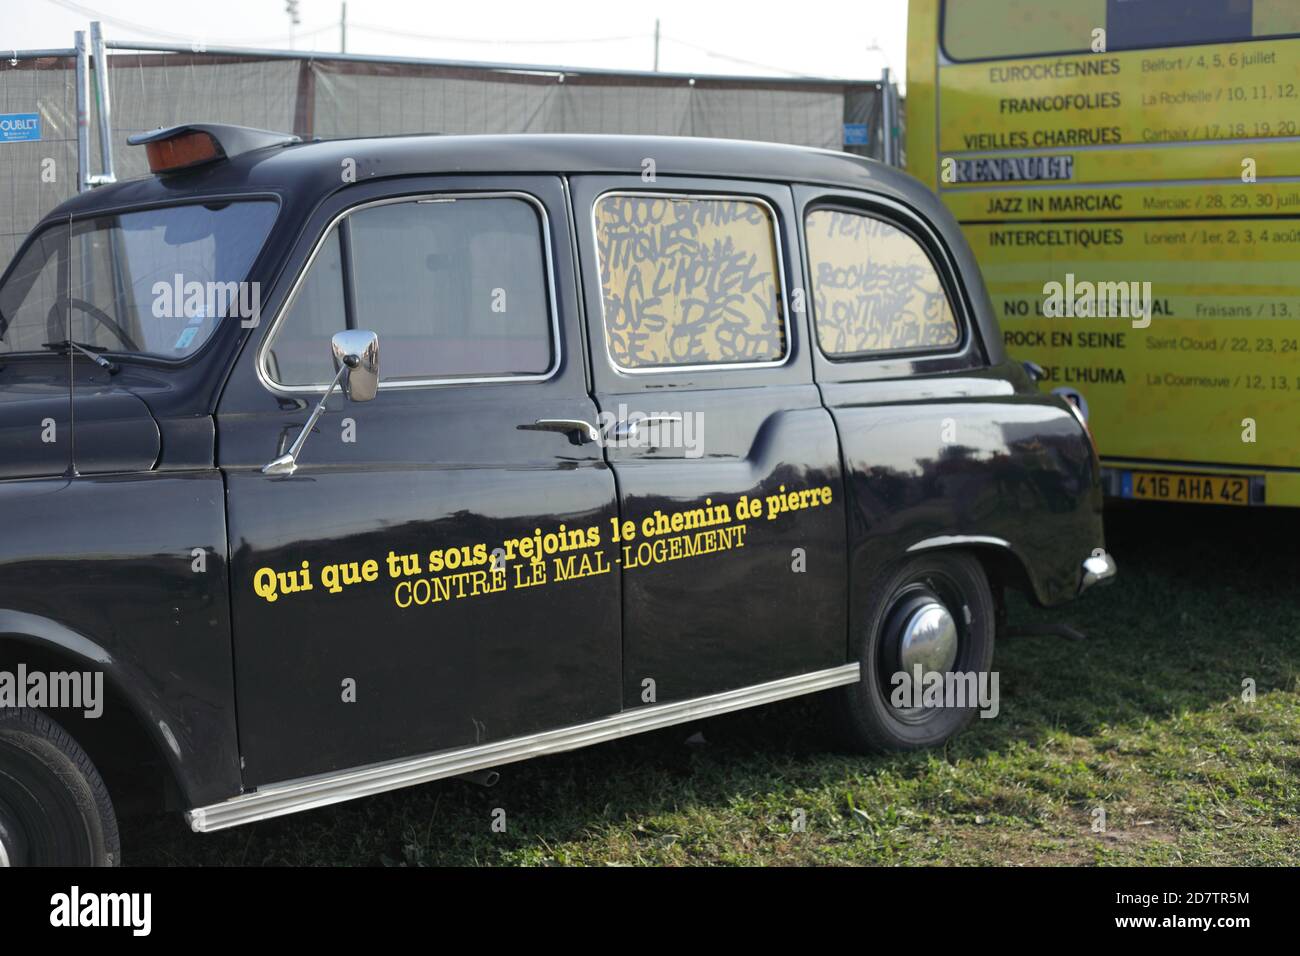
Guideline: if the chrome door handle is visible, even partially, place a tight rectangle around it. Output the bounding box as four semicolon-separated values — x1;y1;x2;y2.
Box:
607;414;683;442
522;418;600;444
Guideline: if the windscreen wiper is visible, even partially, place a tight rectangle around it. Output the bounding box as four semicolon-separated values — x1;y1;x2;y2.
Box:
42;340;120;374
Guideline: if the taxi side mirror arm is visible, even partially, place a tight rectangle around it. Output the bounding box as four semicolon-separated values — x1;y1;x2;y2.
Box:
263;330;379;476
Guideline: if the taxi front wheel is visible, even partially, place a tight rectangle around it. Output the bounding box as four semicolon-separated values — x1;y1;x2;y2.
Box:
0;708;120;866
829;552;996;752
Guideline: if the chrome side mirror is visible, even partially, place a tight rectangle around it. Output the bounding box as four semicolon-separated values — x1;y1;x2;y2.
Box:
263;330;380;476
332;329;379;402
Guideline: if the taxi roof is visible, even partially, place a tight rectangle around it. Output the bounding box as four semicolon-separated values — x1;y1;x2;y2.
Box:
54;131;930;217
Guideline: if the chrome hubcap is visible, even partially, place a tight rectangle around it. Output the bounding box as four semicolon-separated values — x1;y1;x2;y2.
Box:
897;601;958;675
0;820;13;867
0;801;24;867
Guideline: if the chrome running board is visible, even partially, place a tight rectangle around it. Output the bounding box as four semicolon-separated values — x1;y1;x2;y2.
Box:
187;663;860;832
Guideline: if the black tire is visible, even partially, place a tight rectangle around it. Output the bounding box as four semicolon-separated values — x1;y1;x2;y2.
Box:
0;708;120;866
829;552;995;752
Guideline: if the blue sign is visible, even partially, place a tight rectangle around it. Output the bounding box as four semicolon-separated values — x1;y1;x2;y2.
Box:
0;113;42;143
842;123;869;146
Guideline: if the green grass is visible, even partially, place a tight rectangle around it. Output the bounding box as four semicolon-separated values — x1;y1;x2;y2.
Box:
124;503;1300;866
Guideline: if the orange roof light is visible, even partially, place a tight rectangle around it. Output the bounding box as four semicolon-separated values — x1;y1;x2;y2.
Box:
128;124;300;176
143;130;223;174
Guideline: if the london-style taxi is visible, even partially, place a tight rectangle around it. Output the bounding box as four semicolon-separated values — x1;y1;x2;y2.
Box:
0;124;1115;865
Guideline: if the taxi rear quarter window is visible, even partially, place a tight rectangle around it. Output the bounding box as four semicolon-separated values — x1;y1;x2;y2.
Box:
805;207;960;359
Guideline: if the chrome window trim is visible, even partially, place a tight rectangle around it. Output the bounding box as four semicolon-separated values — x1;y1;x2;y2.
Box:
186;662;860;832
256;190;563;395
589;190;795;376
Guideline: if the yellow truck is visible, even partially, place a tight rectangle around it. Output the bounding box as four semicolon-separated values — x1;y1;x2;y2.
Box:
908;0;1300;506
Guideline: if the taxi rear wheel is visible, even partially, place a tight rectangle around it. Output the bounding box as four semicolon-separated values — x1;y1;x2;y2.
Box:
829;552;995;752
0;708;119;866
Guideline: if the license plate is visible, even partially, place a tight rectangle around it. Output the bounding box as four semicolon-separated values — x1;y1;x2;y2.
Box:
1123;470;1251;505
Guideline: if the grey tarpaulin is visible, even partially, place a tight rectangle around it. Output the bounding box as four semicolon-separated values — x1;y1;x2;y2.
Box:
1;48;884;267
308;59;855;146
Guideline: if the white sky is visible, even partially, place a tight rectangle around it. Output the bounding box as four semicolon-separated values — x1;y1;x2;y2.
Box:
9;0;909;85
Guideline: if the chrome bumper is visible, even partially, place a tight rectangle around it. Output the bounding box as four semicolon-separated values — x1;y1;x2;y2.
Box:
1079;550;1118;595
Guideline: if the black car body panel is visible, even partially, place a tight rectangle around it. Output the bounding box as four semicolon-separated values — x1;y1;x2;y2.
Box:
0;363;71;479
0;132;1107;817
0;472;239;806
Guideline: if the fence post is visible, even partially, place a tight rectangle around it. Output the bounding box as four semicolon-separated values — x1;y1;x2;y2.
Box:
74;30;90;192
90;21;116;185
880;67;895;166
293;59;316;139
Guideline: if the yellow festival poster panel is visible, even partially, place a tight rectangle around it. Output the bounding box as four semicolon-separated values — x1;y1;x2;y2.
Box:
910;0;1300;503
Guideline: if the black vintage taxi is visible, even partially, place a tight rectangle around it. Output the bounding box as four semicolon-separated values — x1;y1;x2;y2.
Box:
0;125;1114;865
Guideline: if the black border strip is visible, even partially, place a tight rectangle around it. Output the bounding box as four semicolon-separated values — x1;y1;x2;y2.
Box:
938;0;1300;64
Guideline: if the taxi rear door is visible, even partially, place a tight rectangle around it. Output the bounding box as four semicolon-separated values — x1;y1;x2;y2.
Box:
570;175;850;704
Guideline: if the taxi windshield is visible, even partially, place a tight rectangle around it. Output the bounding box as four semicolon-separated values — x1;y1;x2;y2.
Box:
0;199;278;359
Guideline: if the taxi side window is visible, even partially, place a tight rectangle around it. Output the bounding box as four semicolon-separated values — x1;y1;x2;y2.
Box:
805;207;960;358
265;195;554;387
592;193;787;370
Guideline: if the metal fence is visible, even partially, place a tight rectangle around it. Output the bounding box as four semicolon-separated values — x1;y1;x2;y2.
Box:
0;26;897;266
0;50;79;267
